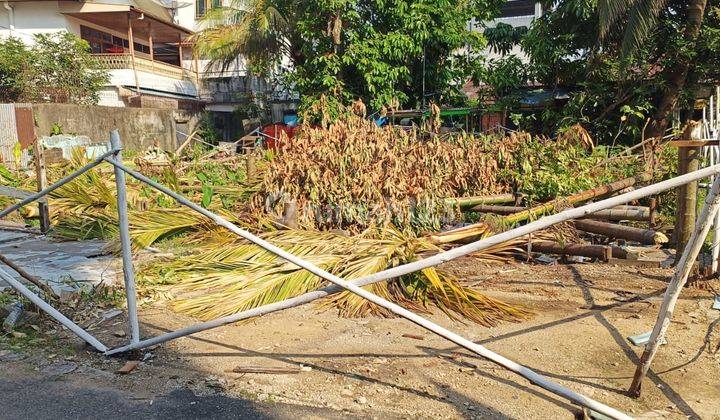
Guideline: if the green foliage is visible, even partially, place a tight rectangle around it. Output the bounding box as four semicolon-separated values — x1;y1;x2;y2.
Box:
0;37;32;102
0;33;108;104
476;0;720;145
195;0;503;112
485;22;527;55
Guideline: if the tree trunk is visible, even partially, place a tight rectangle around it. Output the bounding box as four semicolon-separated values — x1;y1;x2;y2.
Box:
646;0;708;138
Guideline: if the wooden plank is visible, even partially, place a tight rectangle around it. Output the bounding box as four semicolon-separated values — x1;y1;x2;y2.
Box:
668;140;718;147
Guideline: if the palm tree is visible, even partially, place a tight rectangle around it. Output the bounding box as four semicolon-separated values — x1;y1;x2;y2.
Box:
598;0;709;137
193;0;304;73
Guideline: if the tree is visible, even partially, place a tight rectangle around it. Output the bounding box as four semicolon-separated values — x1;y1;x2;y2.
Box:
478;0;719;144
25;32;109;104
193;0;304;73
0;33;108;104
0;37;32;102
195;0;503;112
598;0;711;137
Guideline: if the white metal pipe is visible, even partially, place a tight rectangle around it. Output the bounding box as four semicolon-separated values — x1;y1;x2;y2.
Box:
108;132;140;344
630;174;720;395
0;265;107;352
102;158;632;419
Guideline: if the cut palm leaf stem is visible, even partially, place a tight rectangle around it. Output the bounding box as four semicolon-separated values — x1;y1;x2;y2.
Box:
573;219;668;245
431;172;653;244
0;254;59;299
445;193;516;209
470;204;651;221
142;228;531;325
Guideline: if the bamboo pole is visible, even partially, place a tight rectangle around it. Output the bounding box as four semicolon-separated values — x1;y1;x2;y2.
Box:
444;193;515;208
433;173;653;244
573;219;668;245
629;173;720;396
471;204;651;221
106;165;720;358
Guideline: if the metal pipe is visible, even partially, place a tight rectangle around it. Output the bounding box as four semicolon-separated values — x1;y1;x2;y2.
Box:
0;265;107;352
103;158;636;419
107;164;720;357
0;150;116;219
630;174;720;395
108;131;140;344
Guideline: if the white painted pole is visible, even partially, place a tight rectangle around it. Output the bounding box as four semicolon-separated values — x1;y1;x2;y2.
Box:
0;266;107;352
629;174;720;396
109;131;141;344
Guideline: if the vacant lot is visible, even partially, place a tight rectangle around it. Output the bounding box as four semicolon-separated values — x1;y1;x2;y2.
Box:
2;261;719;419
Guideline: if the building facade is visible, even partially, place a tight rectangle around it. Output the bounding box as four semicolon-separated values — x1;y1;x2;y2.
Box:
1;0;203;109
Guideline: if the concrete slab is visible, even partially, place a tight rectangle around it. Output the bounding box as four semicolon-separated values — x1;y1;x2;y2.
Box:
0;229;120;294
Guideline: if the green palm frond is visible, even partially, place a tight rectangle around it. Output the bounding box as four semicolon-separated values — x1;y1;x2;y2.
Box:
193;0;290;71
598;0;669;58
139;228;532;326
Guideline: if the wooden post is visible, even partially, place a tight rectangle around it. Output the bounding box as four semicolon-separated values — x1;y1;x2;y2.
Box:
178;34;184;69
127;12;142;102
148;21;154;62
648;196;658;229
674;146;701;261
629;174;720;397
194;54;200;90
674;122;703;263
246;154;256;180
32;137;50;234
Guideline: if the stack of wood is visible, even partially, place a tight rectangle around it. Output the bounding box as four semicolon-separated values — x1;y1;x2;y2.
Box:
442;174;669;264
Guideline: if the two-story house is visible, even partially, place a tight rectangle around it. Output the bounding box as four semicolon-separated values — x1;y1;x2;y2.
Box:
1;0;205;110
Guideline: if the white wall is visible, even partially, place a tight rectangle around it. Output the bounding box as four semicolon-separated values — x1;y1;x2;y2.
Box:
173;0;198;30
0;1;74;43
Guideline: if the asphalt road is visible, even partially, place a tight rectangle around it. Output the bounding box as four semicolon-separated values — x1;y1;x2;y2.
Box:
0;369;342;420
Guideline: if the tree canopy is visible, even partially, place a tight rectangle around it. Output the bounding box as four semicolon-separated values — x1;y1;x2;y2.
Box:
478;0;719;144
0;32;108;105
195;0;503;111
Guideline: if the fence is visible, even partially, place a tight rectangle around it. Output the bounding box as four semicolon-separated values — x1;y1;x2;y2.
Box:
2;130;720;419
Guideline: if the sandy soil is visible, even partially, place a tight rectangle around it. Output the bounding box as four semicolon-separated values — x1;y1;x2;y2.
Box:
3;259;720;419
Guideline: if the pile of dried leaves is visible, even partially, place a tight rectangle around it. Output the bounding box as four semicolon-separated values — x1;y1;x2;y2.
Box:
253;107;518;233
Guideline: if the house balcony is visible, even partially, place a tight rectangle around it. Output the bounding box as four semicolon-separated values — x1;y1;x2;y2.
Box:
93;53;196;81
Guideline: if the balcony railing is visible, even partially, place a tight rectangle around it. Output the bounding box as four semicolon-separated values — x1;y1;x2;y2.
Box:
93;53;196;81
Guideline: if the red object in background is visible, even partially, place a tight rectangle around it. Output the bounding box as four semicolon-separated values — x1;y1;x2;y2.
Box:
262;123;298;150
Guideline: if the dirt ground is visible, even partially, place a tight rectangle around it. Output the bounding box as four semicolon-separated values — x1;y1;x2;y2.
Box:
3;259;720;419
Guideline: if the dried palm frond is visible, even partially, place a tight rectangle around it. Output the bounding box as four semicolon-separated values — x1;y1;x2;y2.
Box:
139;228;532;326
252;108;515;234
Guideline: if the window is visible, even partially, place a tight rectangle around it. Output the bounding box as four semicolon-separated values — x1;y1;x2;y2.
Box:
80;25;149;55
499;0;536;18
196;0;222;18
